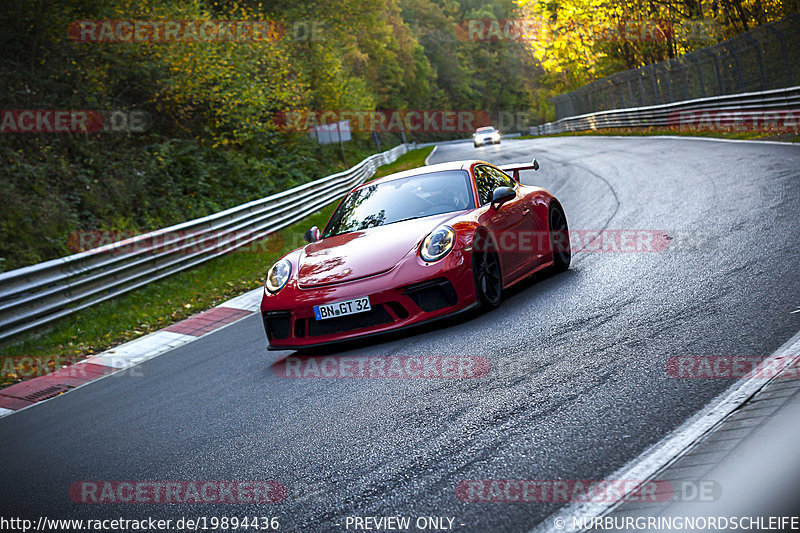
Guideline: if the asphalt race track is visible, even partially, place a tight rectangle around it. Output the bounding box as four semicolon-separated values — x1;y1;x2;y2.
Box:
1;137;799;532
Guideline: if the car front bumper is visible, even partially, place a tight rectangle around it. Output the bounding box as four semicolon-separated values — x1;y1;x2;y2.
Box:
260;248;477;350
474;136;500;145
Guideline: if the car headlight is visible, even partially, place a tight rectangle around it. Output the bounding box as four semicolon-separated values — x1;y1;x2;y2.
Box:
265;258;292;293
420;225;455;262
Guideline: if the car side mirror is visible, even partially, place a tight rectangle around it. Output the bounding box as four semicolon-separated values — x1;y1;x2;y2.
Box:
490;187;515;209
304;226;321;243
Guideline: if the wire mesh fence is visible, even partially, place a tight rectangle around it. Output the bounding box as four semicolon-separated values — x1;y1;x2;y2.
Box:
552;14;800;119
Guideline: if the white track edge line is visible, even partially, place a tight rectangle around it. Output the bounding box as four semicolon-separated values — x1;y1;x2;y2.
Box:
530;327;800;533
644;135;799;147
424;145;438;165
521;134;799;147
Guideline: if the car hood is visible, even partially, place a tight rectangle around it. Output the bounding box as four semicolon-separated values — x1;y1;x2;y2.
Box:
297;213;455;288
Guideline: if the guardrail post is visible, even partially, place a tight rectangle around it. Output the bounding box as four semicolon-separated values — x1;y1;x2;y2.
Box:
664;62;674;103
728;44;743;93
693;56;706;98
650;65;660;104
681;59;690;101
764;24;793;88
638;74;646;106
705;49;723;95
741;33;766;91
584;88;591;116
610;79;620;109
626;78;634;107
552;96;561;120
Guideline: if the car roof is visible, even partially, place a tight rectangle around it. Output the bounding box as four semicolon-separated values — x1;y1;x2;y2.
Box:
362;160;488;188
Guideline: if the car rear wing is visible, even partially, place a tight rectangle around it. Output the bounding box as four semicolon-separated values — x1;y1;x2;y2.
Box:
499;159;539;182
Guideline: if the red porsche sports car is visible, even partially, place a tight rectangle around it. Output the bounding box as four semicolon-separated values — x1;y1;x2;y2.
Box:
261;158;570;350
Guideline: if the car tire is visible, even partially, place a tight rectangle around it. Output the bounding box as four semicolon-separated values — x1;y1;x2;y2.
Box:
474;143;479;148
549;202;571;272
472;235;502;309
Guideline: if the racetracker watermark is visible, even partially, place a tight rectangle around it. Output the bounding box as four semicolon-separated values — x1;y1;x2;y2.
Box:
2;355;81;376
666;356;800;379
0;110;150;133
456;479;720;503
69;481;286;504
273;356;491;379
458;18;674;42
670;109;800;132
473;230;670;254
275;110;492;133
572;516;798;531
67;20;299;43
66;230;284;255
0;355;145;381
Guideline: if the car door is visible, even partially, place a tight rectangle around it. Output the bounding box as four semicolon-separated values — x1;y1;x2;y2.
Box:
487;166;543;274
473;165;531;281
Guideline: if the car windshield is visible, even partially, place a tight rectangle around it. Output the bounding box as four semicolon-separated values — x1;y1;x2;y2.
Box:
322;170;474;238
476;127;495;133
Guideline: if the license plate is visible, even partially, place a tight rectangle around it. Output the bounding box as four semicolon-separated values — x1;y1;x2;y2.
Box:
314;297;371;321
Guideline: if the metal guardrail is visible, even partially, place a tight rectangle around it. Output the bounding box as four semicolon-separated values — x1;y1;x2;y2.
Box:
529;85;800;135
0;144;409;342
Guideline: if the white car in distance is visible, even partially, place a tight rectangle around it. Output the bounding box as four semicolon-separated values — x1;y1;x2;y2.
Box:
473;126;501;147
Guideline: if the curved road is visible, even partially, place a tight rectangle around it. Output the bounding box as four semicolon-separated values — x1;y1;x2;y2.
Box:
1;137;799;531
